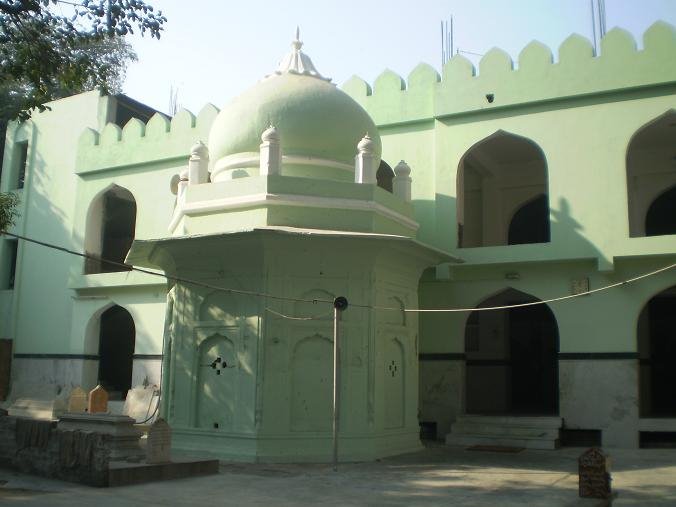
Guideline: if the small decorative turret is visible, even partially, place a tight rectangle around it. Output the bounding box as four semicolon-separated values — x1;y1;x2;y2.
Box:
260;125;282;175
188;141;209;185
354;133;377;184
393;160;412;202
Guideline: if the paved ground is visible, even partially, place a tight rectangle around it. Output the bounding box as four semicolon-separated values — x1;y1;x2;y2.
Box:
1;444;675;506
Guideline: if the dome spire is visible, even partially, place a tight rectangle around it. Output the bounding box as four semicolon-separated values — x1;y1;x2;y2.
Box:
275;27;331;82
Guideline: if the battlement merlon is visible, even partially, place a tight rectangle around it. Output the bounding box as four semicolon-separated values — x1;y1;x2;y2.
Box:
76;104;220;175
342;22;676;127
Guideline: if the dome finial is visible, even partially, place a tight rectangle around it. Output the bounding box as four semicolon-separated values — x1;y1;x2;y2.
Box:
293;26;303;51
273;28;331;81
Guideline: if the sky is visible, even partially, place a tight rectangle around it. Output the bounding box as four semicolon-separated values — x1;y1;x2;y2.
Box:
121;0;676;115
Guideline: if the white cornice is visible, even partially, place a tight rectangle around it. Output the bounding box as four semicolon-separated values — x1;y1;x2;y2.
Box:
168;192;418;234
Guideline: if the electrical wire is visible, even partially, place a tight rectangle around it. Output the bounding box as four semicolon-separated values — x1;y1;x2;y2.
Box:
1;231;335;305
349;262;676;313
2;231;675;314
265;307;334;321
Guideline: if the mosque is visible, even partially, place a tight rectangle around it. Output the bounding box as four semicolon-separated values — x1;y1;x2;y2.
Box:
0;23;675;461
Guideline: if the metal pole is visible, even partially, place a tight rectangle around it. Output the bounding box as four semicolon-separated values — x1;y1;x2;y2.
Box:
331;296;347;472
450;16;454;59
590;0;597;56
440;21;445;68
332;306;340;471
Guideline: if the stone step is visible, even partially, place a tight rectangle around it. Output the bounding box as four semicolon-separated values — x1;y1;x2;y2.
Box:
451;422;560;439
455;415;562;428
445;433;560;450
446;415;562;451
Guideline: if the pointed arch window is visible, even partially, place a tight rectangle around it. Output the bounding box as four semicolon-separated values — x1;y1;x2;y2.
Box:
84;185;137;274
457;132;550;247
626;111;676;238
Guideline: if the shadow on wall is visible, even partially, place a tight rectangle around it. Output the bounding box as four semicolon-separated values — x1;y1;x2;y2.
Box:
421;192;604;263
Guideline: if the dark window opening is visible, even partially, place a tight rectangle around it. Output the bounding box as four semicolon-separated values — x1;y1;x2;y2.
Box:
645;186;676;237
7;240;17;290
376;160;394;193
626;110;676;238
638;286;676;417
85;187;136;274
465;288;559;416
640;432;676;449
560;429;602;447
457;132;550;247
16;142;28;190
2;240;18;290
98;305;135;400
508;194;550;244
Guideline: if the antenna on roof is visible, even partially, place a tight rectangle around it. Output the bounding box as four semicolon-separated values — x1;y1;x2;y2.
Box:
440;15;454;67
590;0;607;55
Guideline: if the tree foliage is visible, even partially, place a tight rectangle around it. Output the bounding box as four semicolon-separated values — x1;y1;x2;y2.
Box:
0;0;166;119
0;191;19;231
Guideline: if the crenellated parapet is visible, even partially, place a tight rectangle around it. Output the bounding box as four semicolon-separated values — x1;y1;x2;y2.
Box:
76;103;220;175
343;22;676;126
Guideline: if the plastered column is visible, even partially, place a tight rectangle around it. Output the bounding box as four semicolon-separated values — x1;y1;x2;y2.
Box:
354;134;376;184
259;125;281;175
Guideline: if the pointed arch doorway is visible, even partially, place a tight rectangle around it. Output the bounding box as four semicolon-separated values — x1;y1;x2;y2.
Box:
465;288;559;415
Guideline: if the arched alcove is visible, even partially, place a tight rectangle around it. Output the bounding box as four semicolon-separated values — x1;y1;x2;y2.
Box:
457;132;550;247
465;288;559;415
98;305;135;399
384;337;405;429
196;333;237;429
85;185;137;274
376;160;394;193
638;284;676;417
626;111;676;237
290;334;332;431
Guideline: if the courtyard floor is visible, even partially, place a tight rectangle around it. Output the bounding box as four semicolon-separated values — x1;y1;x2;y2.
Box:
1;443;675;506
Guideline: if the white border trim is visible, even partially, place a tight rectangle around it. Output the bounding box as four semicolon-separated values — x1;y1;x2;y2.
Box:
211;153;354;181
168;192;418;233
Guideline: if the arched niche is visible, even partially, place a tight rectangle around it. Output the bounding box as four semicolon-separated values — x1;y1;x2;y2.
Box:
97;305;135;399
464;288;559;415
84;185;137;274
383;337;405;429
626;111;676;237
637;284;676;417
196;333;237;430
457;131;550;247
376;160;394;193
290;334;332;432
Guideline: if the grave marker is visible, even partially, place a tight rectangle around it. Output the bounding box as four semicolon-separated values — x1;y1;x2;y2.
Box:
88;385;108;414
146;417;171;464
67;386;88;413
579;447;612;499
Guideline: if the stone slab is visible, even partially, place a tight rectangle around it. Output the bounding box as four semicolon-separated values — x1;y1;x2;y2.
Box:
8;398;66;420
57;413;143;461
107;457;219;487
